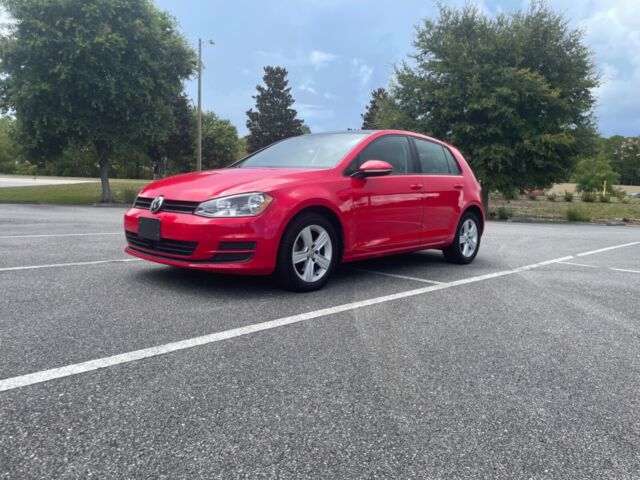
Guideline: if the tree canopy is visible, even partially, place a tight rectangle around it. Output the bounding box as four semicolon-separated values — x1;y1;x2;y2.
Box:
612;137;640;186
574;156;619;194
246;66;305;153
361;88;389;129
0;0;195;201
377;1;598;208
200;111;240;170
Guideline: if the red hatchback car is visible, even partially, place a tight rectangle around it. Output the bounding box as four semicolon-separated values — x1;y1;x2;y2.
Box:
124;130;484;291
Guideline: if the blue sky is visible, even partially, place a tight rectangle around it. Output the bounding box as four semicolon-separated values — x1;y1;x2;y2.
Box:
155;0;639;138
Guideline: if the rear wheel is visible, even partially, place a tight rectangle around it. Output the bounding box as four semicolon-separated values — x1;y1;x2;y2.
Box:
275;213;338;292
443;212;481;264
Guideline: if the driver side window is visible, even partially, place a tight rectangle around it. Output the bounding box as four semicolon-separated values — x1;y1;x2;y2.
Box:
346;136;412;176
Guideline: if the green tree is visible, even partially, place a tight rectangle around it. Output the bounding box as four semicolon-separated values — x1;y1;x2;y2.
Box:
200;111;240;170
0;0;195;202
147;94;195;178
389;2;598;210
361;88;389;129
574;156;619;193
0;117;19;173
246;66;305;153
612;136;640;185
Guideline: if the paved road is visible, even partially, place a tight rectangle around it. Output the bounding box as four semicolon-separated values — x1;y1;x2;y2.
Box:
0;176;96;188
1;204;639;479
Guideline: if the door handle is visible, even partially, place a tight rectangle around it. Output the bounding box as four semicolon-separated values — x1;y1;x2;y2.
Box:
409;183;423;190
454;183;464;189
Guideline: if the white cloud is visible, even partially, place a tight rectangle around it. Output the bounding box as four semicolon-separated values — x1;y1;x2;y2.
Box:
296;103;335;121
323;91;337;100
0;6;15;33
521;0;640;135
299;83;317;94
309;50;337;69
352;58;373;86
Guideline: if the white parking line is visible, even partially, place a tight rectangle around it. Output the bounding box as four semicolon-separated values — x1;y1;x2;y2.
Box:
0;241;637;393
357;269;444;285
0;258;140;272
0;232;121;239
609;268;640;274
557;261;598;268
0;254;576;393
576;242;640;257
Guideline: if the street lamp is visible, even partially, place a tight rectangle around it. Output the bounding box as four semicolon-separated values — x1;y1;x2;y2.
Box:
197;38;214;171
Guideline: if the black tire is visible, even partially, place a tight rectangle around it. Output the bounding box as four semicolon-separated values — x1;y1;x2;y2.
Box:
443;211;481;264
275;212;339;292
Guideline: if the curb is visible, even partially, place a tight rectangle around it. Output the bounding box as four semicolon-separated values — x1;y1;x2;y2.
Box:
488;218;634;227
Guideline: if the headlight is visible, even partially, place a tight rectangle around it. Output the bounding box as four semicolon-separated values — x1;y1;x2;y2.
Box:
194;192;273;218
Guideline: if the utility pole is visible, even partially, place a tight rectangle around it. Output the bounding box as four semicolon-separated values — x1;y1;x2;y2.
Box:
197;38;202;171
196;38;214;172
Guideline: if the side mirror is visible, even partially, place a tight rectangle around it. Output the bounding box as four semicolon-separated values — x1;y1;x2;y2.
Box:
351;160;393;179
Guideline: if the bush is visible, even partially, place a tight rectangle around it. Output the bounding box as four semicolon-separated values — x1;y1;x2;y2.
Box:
566;207;590;222
581;191;596;202
563;190;574;202
115;186;140;204
501;188;518;200
546;192;557;202
612;187;627;201
496;206;513;220
598;194;611;203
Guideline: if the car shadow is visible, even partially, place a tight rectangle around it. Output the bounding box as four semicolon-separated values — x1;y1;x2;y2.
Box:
128;249;459;298
129;263;372;298
353;249;447;271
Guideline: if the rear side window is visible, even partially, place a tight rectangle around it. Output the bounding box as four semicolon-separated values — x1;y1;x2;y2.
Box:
443;148;462;175
414;139;450;175
348;135;413;175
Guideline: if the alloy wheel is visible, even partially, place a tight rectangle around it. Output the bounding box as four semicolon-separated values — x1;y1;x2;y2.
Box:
459;219;478;258
292;225;333;283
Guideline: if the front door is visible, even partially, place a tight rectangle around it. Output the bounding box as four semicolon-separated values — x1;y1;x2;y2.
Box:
349;135;424;253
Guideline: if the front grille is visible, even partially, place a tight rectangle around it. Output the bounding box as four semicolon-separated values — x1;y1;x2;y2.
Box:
125;231;197;257
134;197;200;214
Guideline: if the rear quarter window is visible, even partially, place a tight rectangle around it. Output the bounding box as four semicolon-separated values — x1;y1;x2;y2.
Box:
443;147;462;175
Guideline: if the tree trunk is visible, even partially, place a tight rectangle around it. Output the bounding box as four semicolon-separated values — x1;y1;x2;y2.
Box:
482;183;490;216
96;143;112;203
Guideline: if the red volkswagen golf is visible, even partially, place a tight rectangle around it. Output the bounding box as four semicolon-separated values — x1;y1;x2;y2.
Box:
124;130;484;291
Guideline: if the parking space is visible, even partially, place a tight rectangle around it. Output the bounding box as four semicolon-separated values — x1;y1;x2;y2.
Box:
1;204;640;478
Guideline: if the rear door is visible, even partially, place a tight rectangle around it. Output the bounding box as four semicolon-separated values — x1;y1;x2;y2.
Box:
348;135;425;253
411;137;464;242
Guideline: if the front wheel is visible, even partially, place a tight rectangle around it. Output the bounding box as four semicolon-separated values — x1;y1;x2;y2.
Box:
275;213;338;292
443;212;481;264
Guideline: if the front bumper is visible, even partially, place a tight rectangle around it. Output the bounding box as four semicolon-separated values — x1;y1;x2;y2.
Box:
123;207;283;275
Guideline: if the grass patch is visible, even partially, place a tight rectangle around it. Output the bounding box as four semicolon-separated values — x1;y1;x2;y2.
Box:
566;207;591;222
0;180;150;204
496;206;513;220
491;196;640;224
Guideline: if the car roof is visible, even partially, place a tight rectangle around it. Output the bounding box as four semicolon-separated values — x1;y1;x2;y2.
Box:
303;129;443;142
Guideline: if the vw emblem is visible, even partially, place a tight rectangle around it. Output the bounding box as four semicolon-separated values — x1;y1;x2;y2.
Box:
150;195;164;214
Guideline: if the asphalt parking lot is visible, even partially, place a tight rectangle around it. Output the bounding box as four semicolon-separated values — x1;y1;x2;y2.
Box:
1;203;639;479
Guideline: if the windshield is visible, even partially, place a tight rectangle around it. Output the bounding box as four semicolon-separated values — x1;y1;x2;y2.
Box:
235;133;370;169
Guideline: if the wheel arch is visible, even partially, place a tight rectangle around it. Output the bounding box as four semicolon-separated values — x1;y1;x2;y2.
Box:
279;204;346;263
462;203;485;235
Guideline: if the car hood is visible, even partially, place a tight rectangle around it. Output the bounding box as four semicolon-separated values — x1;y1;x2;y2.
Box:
138;167;324;201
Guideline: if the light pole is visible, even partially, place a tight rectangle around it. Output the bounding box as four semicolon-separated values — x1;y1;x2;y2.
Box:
197;38;214;171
